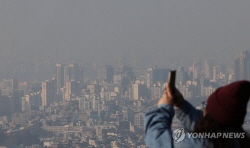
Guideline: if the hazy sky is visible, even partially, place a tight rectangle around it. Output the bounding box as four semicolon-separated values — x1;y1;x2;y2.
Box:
1;1;250;68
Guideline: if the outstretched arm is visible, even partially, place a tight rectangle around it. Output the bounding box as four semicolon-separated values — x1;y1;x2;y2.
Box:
144;104;175;148
175;101;203;132
144;83;205;148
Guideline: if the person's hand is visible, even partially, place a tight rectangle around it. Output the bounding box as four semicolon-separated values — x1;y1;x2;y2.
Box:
157;88;174;106
158;83;184;108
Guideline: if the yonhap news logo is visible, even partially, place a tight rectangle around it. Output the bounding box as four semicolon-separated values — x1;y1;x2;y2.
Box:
172;128;185;143
172;128;246;143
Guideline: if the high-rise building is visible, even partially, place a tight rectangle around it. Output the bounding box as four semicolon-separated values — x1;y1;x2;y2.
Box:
21;97;30;112
200;76;210;87
63;64;84;86
146;65;156;88
130;81;148;100
92;97;100;111
213;65;221;80
134;112;145;129
2;79;18;90
234;50;250;80
64;66;70;86
114;65;135;89
79;66;84;83
201;86;216;97
65;81;74;96
78;96;94;111
24;93;42;108
122;107;134;122
42;80;56;106
1;79;23;113
69;64;80;82
64;81;75;101
117;65;135;80
189;60;201;81
55;64;65;89
10;90;24;113
234;59;240;81
176;67;189;85
79;96;87;110
150;83;164;100
146;65;170;88
0;95;11;116
204;59;213;79
98;65;114;83
131;84;141;101
87;84;101;94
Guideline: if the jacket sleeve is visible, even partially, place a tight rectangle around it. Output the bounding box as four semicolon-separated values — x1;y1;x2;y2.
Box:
144;103;211;148
144;104;175;148
175;100;203;132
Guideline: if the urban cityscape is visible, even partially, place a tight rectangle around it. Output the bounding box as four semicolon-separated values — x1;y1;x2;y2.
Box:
2;1;250;148
0;50;250;147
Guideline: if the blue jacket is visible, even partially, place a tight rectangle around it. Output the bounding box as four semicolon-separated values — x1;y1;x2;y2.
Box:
144;101;212;148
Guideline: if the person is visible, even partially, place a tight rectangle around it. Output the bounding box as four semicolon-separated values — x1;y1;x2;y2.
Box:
144;80;250;148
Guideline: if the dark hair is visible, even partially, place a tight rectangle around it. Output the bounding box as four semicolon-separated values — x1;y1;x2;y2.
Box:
193;113;250;148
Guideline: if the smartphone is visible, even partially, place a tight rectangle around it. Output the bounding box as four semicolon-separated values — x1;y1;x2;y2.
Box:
168;70;176;94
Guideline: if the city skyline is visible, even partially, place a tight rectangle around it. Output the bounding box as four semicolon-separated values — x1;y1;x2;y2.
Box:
1;1;250;147
0;51;250;147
